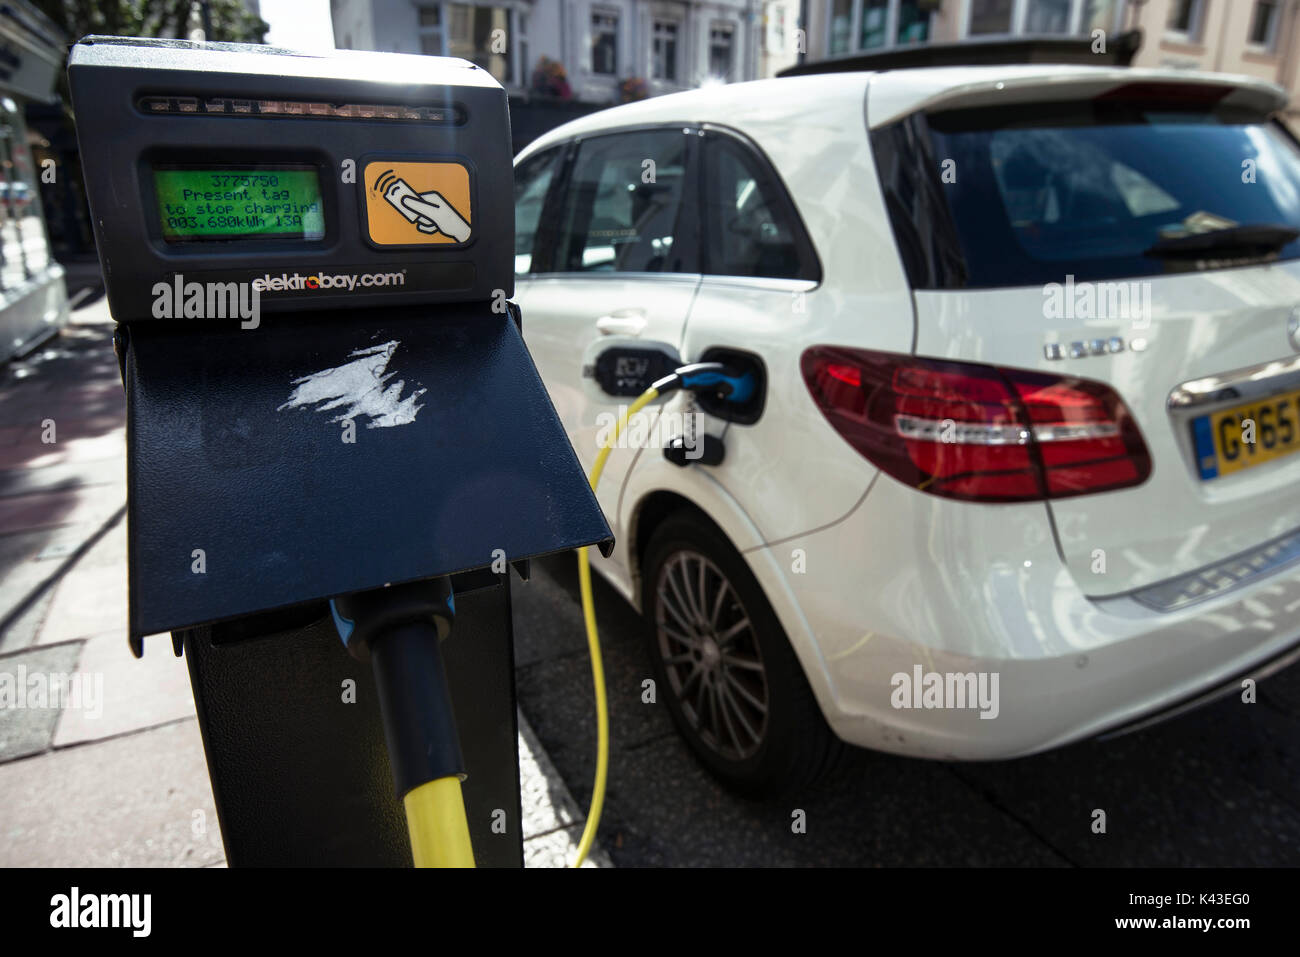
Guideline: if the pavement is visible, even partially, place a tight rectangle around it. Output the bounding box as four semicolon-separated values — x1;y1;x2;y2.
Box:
0;278;609;868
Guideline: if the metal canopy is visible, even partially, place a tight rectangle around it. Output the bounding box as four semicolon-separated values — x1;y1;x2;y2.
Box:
123;306;613;647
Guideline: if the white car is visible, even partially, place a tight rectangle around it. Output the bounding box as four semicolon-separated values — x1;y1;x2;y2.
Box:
513;65;1300;796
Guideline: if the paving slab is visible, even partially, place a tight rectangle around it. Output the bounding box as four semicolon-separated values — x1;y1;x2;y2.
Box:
0;482;125;534
0;642;84;760
0;718;224;867
0;432;125;472
524;824;608;869
0;589;55;654
37;548;130;646
54;630;194;747
0;457;124;498
517;710;611;867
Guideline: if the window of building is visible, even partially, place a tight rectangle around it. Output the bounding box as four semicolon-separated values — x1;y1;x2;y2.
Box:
592;11;619;75
969;0;1015;34
710;23;735;80
1081;0;1121;33
766;6;787;54
1249;1;1281;51
897;0;933;43
652;21;680;81
1166;0;1207;43
860;0;888;49
1024;0;1071;33
418;6;443;56
445;3;512;84
966;0;1124;37
829;0;940;52
829;0;853;54
418;4;518;83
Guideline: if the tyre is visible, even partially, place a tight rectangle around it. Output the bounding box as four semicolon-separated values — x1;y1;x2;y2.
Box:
640;512;843;798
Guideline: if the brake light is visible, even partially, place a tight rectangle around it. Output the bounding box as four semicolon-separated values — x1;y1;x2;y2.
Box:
800;347;1151;503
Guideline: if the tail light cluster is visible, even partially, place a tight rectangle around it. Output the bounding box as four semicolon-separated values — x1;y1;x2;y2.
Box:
800;347;1151;503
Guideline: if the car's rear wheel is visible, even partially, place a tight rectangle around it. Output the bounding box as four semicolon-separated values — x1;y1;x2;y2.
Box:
640;512;843;798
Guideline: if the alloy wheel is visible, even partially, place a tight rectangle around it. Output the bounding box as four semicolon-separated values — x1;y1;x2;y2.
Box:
653;548;769;761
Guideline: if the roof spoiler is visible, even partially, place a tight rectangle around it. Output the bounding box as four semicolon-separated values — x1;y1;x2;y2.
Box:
778;30;1143;78
864;67;1290;129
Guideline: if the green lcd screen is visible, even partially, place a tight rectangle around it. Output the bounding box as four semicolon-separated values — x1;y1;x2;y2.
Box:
153;166;325;242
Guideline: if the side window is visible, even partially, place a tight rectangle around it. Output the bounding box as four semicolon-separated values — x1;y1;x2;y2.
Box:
702;135;809;280
514;147;560;275
555;129;689;273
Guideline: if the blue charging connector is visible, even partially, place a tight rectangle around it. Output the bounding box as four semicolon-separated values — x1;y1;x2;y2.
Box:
653;362;757;404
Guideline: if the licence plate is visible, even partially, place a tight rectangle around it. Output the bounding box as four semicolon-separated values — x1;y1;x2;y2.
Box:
1192;388;1300;480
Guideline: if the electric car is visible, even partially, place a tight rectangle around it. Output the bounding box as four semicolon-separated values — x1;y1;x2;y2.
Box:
513;65;1300;796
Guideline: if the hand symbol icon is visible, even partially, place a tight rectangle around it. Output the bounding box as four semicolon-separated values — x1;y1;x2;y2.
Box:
399;190;471;243
377;173;472;243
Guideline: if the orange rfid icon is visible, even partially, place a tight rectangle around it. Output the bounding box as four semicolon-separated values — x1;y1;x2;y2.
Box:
364;160;472;246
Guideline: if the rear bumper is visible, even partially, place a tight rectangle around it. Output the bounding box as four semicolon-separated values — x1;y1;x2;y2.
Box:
747;473;1300;760
1096;634;1300;740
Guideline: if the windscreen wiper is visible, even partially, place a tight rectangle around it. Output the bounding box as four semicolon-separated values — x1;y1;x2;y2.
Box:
1143;223;1300;259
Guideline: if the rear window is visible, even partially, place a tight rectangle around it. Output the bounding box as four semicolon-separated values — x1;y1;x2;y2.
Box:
873;96;1300;288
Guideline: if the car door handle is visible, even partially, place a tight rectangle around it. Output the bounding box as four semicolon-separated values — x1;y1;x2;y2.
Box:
595;311;647;336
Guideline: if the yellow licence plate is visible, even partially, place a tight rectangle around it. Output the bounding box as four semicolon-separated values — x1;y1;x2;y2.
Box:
1193;388;1300;479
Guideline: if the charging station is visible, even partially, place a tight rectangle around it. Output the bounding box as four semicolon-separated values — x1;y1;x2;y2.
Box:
69;36;612;867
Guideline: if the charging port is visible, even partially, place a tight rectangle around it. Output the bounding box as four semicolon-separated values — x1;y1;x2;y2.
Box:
696;347;766;425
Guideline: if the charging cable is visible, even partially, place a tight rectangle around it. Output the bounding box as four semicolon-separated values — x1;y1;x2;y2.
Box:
572;361;753;866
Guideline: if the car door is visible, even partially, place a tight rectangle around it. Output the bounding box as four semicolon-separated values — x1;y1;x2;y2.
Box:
676;126;875;542
518;125;702;551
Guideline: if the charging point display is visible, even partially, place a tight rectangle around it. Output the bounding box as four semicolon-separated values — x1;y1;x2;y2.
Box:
153;166;326;241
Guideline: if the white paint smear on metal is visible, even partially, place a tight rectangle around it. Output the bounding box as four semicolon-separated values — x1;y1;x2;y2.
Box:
278;340;426;428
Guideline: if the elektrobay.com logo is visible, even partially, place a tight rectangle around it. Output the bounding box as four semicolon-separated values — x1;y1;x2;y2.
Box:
251;269;407;293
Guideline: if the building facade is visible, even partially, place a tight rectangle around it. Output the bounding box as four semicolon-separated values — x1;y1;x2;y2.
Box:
332;0;800;103
804;1;1300;112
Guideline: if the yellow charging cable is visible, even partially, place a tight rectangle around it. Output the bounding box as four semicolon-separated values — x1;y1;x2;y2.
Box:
573;385;661;867
405;775;475;867
399;385;659;870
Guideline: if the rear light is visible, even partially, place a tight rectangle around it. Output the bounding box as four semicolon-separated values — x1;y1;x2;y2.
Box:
800;347;1151;503
1093;82;1233;107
